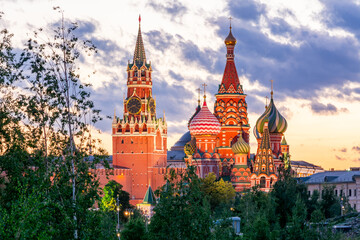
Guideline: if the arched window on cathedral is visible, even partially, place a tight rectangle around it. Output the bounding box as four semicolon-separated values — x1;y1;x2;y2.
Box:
121;139;124;144
260;177;266;188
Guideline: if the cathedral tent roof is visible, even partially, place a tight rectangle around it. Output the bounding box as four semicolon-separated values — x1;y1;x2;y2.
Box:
133;15;147;67
142;186;156;205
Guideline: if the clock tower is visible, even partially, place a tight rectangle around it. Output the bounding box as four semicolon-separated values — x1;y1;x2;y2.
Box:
112;16;167;202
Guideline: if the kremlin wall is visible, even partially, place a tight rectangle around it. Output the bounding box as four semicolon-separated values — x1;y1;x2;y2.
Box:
102;18;316;204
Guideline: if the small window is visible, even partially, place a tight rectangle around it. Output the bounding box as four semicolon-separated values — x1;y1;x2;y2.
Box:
121;139;124;144
308;191;311;196
340;190;343;196
335;190;338;196
355;189;357;196
349;189;352;197
131;140;133;144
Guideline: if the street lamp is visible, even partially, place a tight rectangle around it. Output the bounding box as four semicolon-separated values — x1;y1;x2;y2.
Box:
124;209;134;221
116;197;121;240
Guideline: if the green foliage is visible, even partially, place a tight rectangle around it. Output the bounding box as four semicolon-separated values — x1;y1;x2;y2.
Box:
271;166;308;228
121;218;148;240
101;180;130;212
201;172;236;211
148;166;213;240
320;185;341;218
0;9;109;239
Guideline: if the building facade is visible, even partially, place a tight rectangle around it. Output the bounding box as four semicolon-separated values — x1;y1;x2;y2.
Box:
104;18;312;204
302;171;360;212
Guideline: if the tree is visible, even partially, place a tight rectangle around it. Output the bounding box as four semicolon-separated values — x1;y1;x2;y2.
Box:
148;166;213;240
121;218;148;240
0;8;108;239
286;196;308;240
101;180;130;212
271;166;308;228
320;185;340;218
201;172;236;211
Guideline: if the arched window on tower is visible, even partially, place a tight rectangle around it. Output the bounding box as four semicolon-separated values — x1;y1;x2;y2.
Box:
260;177;266;188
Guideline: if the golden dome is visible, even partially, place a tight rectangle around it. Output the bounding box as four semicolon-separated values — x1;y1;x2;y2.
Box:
225;28;237;45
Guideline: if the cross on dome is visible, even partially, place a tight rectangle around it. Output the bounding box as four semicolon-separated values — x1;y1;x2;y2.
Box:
229;17;232;29
202;83;207;101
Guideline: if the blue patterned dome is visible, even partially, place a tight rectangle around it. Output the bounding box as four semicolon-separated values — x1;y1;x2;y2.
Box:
255;98;287;134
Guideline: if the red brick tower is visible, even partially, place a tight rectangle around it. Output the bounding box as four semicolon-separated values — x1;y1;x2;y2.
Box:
112;16;167;201
214;24;250;177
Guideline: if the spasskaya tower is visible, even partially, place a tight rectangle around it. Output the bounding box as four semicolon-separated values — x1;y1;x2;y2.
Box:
112;16;167;202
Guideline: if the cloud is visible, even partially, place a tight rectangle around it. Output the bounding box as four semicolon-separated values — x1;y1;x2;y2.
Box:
335;155;346;161
323;0;360;36
147;0;187;20
211;1;360;103
339;148;347;153
228;0;266;22
145;30;173;52
310;102;348;115
352;146;360;152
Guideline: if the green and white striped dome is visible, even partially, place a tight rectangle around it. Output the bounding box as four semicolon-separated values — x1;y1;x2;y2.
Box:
231;134;250;155
255;98;287;134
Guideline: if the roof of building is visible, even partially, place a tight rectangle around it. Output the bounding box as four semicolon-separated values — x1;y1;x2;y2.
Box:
142;186;156;205
255;96;287;135
291;160;323;169
225;27;237;46
189;100;221;136
132;16;147;67
232;134;250;155
167;150;186;161
300;171;360;184
170;131;191;151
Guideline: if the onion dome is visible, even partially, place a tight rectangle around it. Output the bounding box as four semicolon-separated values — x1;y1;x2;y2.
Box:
225;27;237;45
232;134;250;155
255;97;287;134
253;126;261;139
189;101;221;136
281;136;288;145
188;104;201;128
184;137;196;156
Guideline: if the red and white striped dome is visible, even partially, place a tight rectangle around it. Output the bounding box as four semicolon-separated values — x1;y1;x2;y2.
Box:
189;101;221;136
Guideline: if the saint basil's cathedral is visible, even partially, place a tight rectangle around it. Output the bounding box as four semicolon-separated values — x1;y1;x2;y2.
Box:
101;17;291;204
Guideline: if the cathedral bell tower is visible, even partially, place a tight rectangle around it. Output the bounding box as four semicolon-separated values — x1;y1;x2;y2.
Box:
214;22;250;176
112;16;167;201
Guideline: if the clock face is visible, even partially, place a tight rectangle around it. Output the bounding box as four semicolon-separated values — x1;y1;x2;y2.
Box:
148;98;156;115
127;97;141;114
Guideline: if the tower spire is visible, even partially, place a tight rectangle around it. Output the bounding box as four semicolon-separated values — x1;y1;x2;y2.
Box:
133;14;146;66
270;79;274;99
202;83;207;102
221;19;240;92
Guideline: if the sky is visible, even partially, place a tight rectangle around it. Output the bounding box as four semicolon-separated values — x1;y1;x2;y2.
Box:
1;0;360;170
